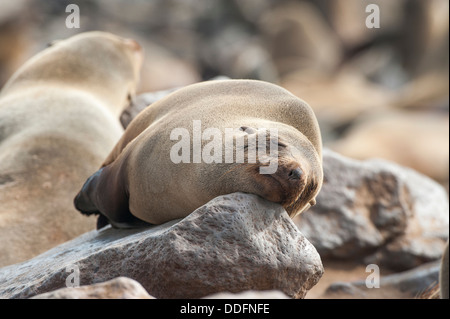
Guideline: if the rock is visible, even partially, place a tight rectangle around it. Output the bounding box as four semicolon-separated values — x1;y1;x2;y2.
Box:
281;70;393;137
399;0;449;76
323;282;367;298
340;45;410;90
204;290;290;299
232;0;280;23
200;26;279;82
258;1;343;76
135;38;201;94
295;149;449;271
394;72;449;111
364;237;448;272
330;111;449;183
327;0;406;48
0;0;32;87
32;277;154;299
322;261;441;299
0;193;323;299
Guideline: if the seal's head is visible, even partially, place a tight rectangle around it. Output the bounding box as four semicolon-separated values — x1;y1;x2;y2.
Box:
1;31;143;116
219;125;322;218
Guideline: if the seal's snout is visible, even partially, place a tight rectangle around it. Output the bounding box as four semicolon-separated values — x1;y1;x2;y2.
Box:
262;159;307;208
278;161;304;186
288;167;303;181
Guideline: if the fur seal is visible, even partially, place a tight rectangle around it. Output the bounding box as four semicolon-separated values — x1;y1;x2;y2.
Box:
75;79;323;228
0;31;142;266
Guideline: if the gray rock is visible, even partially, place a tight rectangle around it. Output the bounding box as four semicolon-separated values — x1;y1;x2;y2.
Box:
204;290;290;299
324;282;367;297
0;193;323;299
32;277;154;299
295;149;449;270
323;261;440;299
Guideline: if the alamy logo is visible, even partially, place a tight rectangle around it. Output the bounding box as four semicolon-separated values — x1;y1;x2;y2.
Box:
66;4;80;29
170;121;279;174
365;264;380;288
366;4;380;29
65;264;80;288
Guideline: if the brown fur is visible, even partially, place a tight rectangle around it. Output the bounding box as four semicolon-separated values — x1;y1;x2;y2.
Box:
75;80;323;228
0;32;142;266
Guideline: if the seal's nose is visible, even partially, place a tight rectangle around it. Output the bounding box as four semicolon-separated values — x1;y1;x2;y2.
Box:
288;167;303;180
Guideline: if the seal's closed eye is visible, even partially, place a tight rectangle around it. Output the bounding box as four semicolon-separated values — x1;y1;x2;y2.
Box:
239;126;257;134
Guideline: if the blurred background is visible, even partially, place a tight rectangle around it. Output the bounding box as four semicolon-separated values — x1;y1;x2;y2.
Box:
1;0;448;188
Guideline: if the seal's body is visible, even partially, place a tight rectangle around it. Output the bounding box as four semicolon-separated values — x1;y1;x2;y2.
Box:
75;80;323;228
0;32;142;266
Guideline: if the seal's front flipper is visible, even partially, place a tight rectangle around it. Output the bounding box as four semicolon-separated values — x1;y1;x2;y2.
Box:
96;214;110;229
75;164;150;230
74;168;105;216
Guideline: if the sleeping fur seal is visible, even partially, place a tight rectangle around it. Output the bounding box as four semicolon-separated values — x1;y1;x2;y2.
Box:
0;31;142;266
75;80;323;229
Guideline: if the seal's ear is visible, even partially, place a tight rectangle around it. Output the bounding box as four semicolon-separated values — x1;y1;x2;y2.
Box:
309;198;317;206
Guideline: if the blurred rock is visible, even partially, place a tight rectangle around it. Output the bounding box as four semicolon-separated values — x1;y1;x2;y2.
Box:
400;0;449;77
330;111;449;183
282;70;393;136
96;0;163;28
232;0;280;23
0;0;32;88
136;38;201;93
32;277;154;299
0;193;323;299
201;26;279;82
365;237;447;272
204;290;290;299
327;0;406;48
322;261;440;299
323;282;367;298
258;1;343;76
295;149;449;271
341;45;409;90
394;72;449;111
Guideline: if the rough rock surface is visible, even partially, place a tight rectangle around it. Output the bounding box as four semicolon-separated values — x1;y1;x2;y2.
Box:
32;277;154;299
295;149;449;271
0;193;323;299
